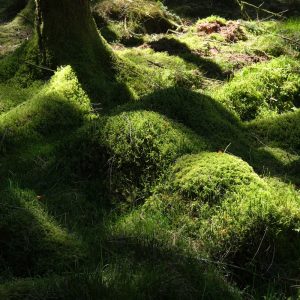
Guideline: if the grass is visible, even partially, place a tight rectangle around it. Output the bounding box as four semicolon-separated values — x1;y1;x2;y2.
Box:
0;1;300;299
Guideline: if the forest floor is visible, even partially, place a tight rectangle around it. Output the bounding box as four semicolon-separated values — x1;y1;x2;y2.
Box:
0;0;300;299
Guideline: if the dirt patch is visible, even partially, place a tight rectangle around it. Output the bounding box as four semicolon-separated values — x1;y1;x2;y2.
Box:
197;20;224;34
226;53;268;65
197;20;247;43
220;21;247;42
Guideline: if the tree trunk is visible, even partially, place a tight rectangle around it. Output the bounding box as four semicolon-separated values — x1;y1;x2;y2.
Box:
34;0;129;107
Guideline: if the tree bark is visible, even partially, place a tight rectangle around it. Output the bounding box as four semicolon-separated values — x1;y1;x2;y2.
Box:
34;0;129;107
35;0;111;66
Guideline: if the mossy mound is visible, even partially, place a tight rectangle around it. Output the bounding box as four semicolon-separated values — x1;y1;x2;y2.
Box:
164;152;262;203
248;109;300;152
92;0;178;35
0;184;85;278
0;82;43;114
120;175;300;292
0;66;91;153
206;179;300;289
213;56;300;120
0;0;28;22
117;88;249;158
64;110;205;200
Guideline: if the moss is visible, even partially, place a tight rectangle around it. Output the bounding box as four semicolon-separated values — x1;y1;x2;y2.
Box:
196;15;227;26
131;174;300;290
116;48;204;97
164;152;262;203
64;110;205;201
213;56;300;120
0;81;43;114
248;109;300;152
0;66;91;153
0;184;85;278
92;0;179;35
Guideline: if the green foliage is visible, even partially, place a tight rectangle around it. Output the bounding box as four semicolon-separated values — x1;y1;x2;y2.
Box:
0;2;300;299
213;56;300;120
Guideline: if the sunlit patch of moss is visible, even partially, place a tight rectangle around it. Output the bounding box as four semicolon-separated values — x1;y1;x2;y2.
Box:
257;146;299;167
248;109;300;152
0;81;43;114
121;171;300;286
163;152;262;203
213;56;300;120
0;66;91;153
116;47;203;97
196;15;227;26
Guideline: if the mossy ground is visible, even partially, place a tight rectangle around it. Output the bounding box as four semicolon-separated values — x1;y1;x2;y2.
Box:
0;1;300;299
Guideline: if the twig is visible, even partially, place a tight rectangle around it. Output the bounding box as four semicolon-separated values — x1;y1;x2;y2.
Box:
251;226;268;263
241;1;287;19
147;59;164;68
224;142;232;153
24;61;55;73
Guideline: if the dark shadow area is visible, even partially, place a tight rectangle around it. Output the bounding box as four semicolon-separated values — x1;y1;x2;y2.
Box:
105;232;300;299
0;184;86;279
165;0;300;19
0;0;27;22
226;222;300;298
149;38;227;79
102;235;240;299
165;0;241;19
